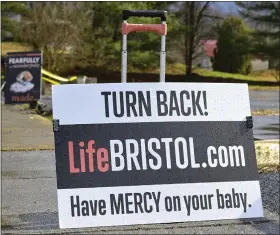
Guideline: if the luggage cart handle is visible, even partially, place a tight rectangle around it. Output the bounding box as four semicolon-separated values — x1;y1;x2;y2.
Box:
122;10;167;21
121;10;167;83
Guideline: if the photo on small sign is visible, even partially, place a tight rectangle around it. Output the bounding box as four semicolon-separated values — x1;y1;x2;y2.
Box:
10;71;35;93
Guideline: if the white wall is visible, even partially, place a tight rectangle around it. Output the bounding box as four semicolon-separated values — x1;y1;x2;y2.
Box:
251;59;269;71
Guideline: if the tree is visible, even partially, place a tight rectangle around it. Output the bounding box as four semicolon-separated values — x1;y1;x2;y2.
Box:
236;1;280;80
212;16;252;75
1;2;29;40
18;2;91;73
168;2;221;75
74;1;171;71
15;1;173;74
16;2;92;94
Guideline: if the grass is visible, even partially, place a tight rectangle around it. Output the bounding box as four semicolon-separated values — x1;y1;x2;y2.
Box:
247;85;279;90
1;171;18;177
131;63;278;82
1;146;54;151
126;63;279;87
252;109;280;116
181;64;278;83
194;68;278;82
255;141;279;173
14;103;30;110
1;215;22;229
1;42;33;56
1;41;70;56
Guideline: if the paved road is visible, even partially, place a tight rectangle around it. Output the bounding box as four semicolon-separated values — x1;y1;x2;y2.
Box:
1;151;279;234
249;90;279;111
253;115;279;140
249;90;279;140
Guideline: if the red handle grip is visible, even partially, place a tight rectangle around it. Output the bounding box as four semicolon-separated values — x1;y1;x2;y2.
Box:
122;23;167;36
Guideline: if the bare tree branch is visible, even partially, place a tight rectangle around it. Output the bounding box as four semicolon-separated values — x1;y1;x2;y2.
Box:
194;2;210;35
19;2;91;72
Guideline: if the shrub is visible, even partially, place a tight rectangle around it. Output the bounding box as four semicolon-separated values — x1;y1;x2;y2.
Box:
212;17;252;75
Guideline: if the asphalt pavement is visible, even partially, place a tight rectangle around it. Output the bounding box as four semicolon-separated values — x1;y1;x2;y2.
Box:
1;150;279;234
249;90;279;140
249;90;279;111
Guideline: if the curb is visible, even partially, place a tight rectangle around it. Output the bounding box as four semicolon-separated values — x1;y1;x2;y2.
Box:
0;218;271;235
1;147;54;152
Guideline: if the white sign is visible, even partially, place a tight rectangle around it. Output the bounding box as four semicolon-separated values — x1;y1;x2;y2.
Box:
52;83;263;229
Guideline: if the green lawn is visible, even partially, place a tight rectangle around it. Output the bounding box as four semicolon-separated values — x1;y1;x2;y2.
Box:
194;68;278;82
1;42;70;56
164;63;278;82
130;62;279;83
1;42;33;56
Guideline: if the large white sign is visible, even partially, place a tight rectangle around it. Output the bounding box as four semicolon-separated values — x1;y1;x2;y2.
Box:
52;83;251;124
52;83;263;229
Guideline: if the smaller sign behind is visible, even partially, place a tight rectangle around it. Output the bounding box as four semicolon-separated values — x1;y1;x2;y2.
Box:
4;51;42;104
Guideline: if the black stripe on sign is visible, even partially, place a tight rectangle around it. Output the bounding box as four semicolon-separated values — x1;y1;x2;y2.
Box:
54;121;259;189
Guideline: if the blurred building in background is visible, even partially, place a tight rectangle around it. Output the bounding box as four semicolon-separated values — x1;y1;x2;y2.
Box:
194;40;269;71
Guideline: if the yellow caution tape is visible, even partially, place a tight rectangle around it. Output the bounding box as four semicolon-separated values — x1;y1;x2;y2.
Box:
69;76;78;81
42;69;69;82
42;76;60;85
42;69;77;82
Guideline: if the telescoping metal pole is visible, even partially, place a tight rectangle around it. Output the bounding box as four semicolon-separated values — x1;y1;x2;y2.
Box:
160;21;166;83
121;10;167;83
121;20;127;83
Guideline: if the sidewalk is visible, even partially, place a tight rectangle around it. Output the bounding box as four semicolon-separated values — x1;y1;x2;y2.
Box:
1;103;54;151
